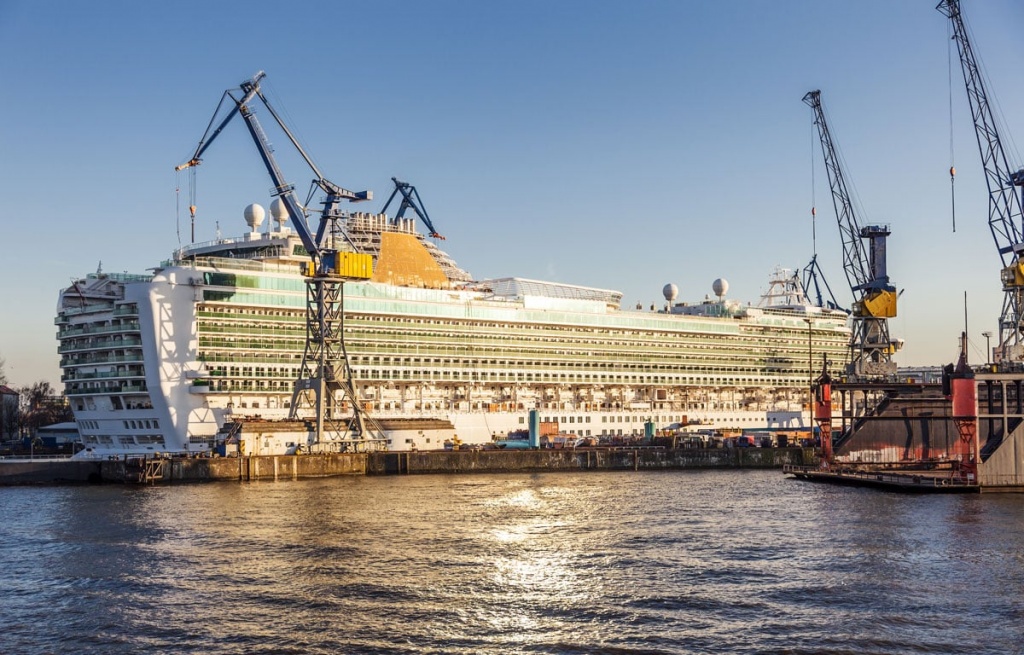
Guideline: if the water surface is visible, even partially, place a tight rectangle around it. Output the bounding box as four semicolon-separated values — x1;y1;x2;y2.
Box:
1;470;1021;654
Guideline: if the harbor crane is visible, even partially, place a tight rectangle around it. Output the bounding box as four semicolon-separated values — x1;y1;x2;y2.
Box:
379;177;445;239
939;0;1024;364
804;90;901;379
176;71;386;451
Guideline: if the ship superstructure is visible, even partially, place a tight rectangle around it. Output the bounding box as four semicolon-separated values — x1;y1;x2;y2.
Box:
57;208;850;457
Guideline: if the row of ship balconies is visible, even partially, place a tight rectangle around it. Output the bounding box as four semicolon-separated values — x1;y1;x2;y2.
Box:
65;382;148;396
61;353;144;368
61;368;145;383
57;320;140;338
58;336;142;354
55;304;139;324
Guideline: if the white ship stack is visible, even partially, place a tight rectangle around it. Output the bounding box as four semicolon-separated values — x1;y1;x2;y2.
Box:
57;203;850;458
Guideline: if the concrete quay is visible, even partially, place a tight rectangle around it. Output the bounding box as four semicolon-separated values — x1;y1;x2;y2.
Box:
0;446;816;485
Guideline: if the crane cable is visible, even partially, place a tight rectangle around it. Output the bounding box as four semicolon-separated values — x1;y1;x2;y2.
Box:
175;170;182;248
948;18;957;232
188;167;198;244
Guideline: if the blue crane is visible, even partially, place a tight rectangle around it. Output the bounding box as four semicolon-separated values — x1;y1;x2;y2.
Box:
176;71;372;277
939;0;1024;364
804;89;900;378
176;71;383;451
379;177;445;240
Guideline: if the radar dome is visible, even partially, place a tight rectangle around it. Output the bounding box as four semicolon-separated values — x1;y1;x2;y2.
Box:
270;198;289;226
712;278;729;298
662;283;678;302
244;203;266;230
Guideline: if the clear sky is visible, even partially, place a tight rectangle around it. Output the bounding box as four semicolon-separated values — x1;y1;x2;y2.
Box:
2;0;1023;389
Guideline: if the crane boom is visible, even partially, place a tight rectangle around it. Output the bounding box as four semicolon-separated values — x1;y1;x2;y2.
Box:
176;71;371;275
804;90;899;378
938;0;1024;363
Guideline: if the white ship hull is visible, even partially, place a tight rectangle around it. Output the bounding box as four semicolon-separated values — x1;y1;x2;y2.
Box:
59;216;849;459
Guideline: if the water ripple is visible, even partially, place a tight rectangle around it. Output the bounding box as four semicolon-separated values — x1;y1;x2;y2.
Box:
1;470;1022;654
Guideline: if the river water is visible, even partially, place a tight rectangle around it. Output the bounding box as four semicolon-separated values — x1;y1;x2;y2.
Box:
1;469;1021;655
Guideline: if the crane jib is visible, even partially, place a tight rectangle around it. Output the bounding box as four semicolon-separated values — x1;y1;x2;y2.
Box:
175;71;372;278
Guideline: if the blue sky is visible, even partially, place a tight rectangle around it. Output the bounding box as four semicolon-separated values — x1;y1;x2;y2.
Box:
2;0;1023;388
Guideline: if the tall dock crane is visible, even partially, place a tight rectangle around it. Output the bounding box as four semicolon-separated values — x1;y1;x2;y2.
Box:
380;177;445;239
939;0;1024;364
804;90;900;379
177;71;385;451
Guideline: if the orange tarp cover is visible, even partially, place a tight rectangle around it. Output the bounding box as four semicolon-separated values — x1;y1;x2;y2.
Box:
371;232;450;289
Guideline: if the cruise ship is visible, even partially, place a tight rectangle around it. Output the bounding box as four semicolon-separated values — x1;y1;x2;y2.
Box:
57;202;851;457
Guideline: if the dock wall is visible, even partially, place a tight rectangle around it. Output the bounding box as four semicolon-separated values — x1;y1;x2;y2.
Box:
0;447;815;485
0;459;103;485
367;446;814;475
111;452;368;482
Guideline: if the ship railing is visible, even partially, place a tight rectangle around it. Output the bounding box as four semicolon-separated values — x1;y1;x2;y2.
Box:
60;354;145;367
63;370;144;382
58;304;113;319
58;322;141;338
66;382;148;396
168;256;306;275
0;453;76;462
58;337;143;353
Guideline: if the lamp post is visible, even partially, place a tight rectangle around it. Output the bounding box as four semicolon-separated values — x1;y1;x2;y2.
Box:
805;318;814;424
982;331;992;364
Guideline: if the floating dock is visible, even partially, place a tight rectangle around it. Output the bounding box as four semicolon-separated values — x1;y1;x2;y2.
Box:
784;465;981;493
794;365;1024;494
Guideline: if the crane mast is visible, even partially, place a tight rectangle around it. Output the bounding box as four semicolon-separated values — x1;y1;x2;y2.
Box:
938;0;1024;364
804;90;900;379
177;72;385;452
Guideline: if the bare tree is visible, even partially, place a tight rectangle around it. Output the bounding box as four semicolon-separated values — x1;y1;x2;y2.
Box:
0;354;7;387
21;381;72;432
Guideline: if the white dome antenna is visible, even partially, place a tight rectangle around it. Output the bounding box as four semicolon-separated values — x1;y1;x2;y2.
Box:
662;283;678;302
713;278;729;300
244;203;266;232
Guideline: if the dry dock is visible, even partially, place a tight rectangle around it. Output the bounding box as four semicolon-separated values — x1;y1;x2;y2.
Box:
0;446;815;485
